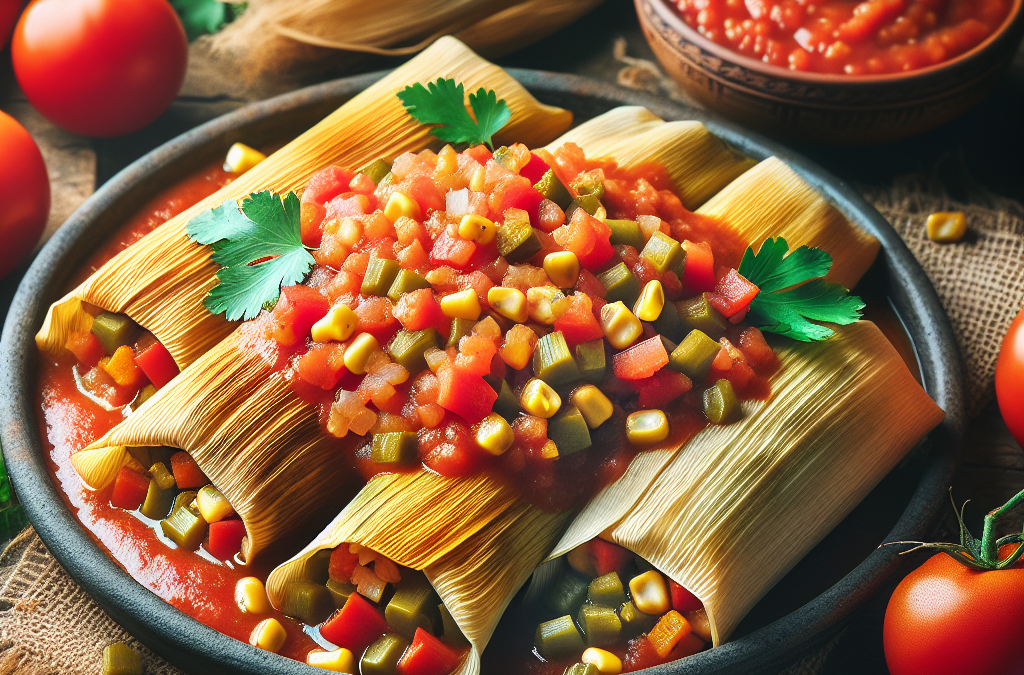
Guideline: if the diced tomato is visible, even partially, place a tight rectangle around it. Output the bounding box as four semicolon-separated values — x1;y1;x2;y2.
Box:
419;415;486;477
300;201;327;248
519;152;551;184
109;466;149;511
455;334;498;377
354;296;399;343
623;636;666;671
436;363;497;424
348;172;376;195
170;451;208;489
329;546;359;583
102;345;147;389
681;240;716;294
326;269;362;303
587;538;634;577
269;285;330;347
326;193;373;222
297;343;347;390
636;369;692;408
397;627;462;675
575;269;607;300
400;173;446;215
707;347;733;382
134;339;179;389
463;145;492;165
553;209;613;269
493;181;544;226
670;579;704;612
66;330;106;368
319;593;390;654
739;327;777;369
393;288;448;333
303;166;356;205
612;336;669;380
553;294;604;349
725;359;755;393
398;240;431;272
394;214;431;248
707;269;759;319
430;228;477;270
206;519;246;560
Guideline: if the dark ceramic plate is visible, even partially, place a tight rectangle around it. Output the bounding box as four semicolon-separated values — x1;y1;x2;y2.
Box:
0;70;963;675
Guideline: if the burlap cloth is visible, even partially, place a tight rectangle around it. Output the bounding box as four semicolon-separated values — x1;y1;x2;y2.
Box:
2;44;1022;675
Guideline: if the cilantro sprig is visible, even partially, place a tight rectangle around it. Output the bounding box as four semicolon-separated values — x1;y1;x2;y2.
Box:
397;78;511;149
187;191;314;321
738;238;864;342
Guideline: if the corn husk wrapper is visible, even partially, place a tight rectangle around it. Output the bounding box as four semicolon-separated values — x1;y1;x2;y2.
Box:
549;321;944;645
36;36;572;369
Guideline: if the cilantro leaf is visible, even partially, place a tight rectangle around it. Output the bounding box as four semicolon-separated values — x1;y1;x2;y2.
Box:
397;78;510;149
187;191;314;321
739;237;864;342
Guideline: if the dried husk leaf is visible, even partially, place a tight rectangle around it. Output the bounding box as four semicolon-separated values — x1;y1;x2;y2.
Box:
551;322;944;646
35;36;572;369
545;107;755;210
69;444;131;490
697;157;880;289
452;0;608;59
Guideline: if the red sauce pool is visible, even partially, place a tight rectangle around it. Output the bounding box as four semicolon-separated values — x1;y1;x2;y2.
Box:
673;0;1013;75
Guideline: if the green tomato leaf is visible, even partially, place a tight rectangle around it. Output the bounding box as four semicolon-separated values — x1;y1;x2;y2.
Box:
169;0;242;41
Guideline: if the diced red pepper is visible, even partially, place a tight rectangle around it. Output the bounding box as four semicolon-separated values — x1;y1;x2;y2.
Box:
326;193;374;222
419;416;486;477
110;466;150;511
436;364;497;424
269;285;330;347
134;338;179;389
670;579;704;613
463;145;492;165
319;593;390;654
553;294;604;349
66;330;105;368
170;451;208;489
302;166;356;205
393;288;448;333
587;538;634;577
707;269;759;319
636;369;692;408
738;327;777;369
612;336;669;381
430;229;477;270
206;519;246;560
397;627;462;675
681;240;716;294
354;296;399;343
493;181;544;227
329;546;359;583
520;153;551;184
296;343;347;390
300;201;327;248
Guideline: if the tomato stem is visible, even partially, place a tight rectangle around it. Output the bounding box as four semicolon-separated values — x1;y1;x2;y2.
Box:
981;487;1024;564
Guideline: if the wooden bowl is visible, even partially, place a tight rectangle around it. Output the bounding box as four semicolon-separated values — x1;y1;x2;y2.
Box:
636;0;1024;144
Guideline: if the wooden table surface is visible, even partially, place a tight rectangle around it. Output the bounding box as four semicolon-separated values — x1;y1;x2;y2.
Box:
1;2;1022;673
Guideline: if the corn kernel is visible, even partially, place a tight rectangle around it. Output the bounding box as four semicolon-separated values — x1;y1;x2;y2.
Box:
306;647;356;673
488;287;529;323
570;385;614;429
475;413;515;456
543;251;580;288
458;214;497;245
540;439;559;459
582;648;623;675
629;570;670;615
600;302;643;349
383;191;421;223
626;409;669;445
526;286;565;324
469;166;486;192
196;485;235;523
235;576;272;614
223;142;267;174
250;617;287;653
633;280;665;322
343;333;380;375
926;211;967;243
312;304;357;343
440;289;482;320
520;378;561;418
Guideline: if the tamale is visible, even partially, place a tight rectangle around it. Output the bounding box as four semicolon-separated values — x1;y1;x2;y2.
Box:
36;36;573;369
549;321;944;645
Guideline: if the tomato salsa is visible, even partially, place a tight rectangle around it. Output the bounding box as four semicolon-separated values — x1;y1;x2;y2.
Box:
673;0;1013;75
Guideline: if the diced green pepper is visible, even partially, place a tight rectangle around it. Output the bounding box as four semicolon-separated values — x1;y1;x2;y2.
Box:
619;600;658;638
361;634;409;675
387;269;431;302
572;172;605;201
91;311;141;355
307;548;333;585
575;339;607;384
652;299;687;342
677;294;728;339
446;317;475;349
361;253;402;297
359;159;393;186
371;431;419;465
640;232;684;275
326;578;356;608
160;505;207;550
497;214;542;264
127;446;152;468
546;571;590;616
132;384;157;410
533;169;572;209
536;615;585;660
140;479;175;520
548;405;592;456
588;572;626;607
605;219;645;250
171;490;197;515
565;664;599;675
596;263;640;306
149;462;175;490
280;580;335;625
669;330;721;380
570;194;602;217
494;379;521;423
102;642;143;675
533;331;581;386
440;602;470;648
577;604;622;647
385;573;440;638
704;379;742;424
388;328;440;372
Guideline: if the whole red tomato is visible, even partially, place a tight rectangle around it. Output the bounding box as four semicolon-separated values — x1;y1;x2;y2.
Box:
0;110;50;278
996;306;1024;447
884;544;1024;675
1;0;23;49
11;0;187;137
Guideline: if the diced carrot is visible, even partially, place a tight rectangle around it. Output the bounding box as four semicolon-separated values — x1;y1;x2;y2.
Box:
463;145;492;165
102;345;147;389
170;451;208;489
65;330;105;368
612;336;669;380
648;610;692;658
